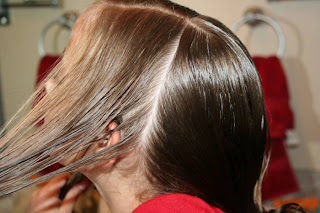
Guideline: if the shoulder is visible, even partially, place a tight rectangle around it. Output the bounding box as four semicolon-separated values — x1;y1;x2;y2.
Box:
133;193;225;213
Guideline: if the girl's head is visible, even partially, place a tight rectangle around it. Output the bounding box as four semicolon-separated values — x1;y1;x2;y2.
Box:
0;1;268;212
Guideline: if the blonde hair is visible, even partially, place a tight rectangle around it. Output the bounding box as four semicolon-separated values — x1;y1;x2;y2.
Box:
0;1;269;212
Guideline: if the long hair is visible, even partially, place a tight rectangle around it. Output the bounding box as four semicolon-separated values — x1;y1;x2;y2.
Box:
0;1;294;212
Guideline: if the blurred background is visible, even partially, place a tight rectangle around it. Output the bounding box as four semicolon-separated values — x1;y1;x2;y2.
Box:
0;0;319;212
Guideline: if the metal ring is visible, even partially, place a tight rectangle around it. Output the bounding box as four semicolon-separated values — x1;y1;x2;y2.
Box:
232;13;286;58
38;18;73;57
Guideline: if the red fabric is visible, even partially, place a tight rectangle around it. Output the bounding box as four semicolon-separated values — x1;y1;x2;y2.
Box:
35;55;63;175
133;193;225;213
253;56;299;201
36;55;61;86
262;139;299;200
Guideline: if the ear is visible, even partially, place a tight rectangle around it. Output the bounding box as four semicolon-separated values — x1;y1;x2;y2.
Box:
96;121;121;169
98;121;120;148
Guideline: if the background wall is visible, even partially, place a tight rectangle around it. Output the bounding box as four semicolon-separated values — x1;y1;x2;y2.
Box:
174;0;320;174
0;0;319;172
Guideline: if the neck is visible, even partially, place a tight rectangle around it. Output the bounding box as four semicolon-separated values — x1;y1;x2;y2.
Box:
95;175;141;212
83;164;152;212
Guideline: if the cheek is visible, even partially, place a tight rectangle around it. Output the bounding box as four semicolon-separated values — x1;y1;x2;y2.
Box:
77;143;100;173
44;78;94;169
54;137;88;167
58;149;87;167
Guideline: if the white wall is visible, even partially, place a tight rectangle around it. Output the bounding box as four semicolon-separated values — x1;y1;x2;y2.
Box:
0;0;319;171
0;0;95;124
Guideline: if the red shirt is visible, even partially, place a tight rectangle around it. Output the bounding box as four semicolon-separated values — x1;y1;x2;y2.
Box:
133;193;225;213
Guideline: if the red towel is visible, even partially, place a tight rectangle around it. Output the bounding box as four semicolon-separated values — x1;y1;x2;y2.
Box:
133;193;224;213
36;55;61;87
253;56;299;201
34;55;60;125
35;55;63;175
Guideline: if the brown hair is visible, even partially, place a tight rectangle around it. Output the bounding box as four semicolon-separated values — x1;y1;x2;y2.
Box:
0;1;304;213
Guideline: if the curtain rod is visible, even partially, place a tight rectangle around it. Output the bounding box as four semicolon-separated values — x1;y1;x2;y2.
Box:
1;0;59;8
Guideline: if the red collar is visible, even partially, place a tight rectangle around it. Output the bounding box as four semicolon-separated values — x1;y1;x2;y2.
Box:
133;193;225;213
